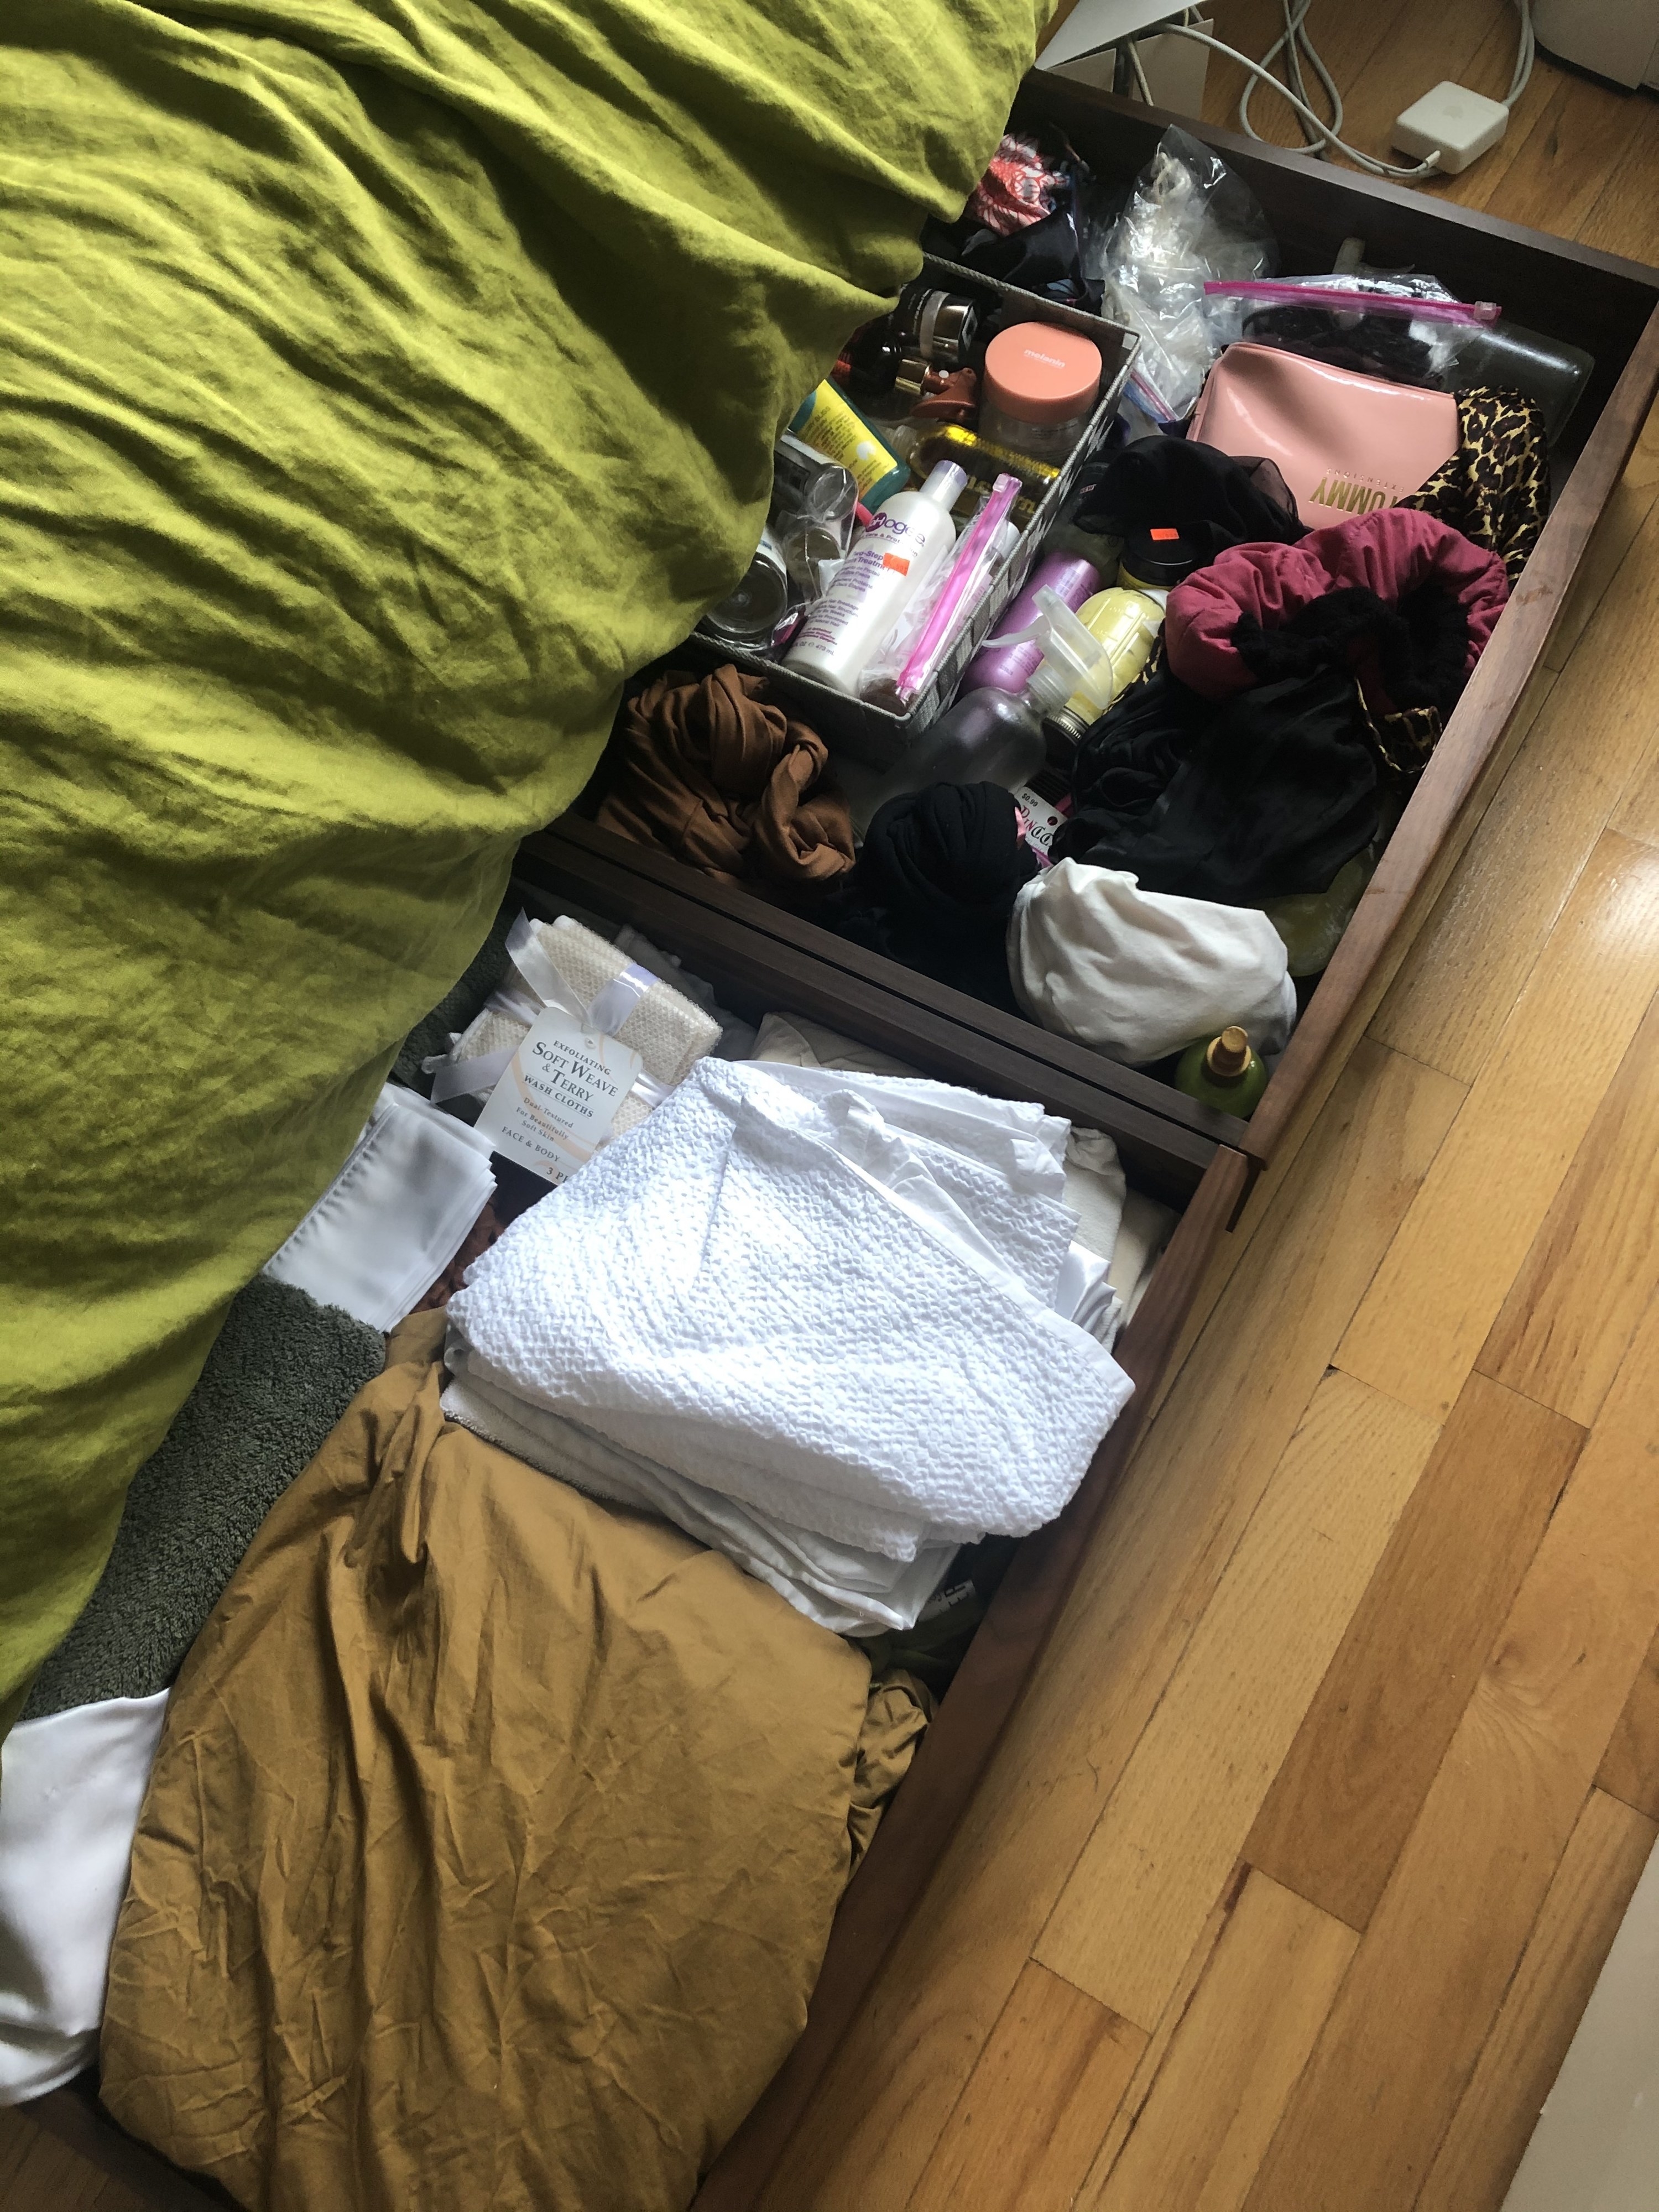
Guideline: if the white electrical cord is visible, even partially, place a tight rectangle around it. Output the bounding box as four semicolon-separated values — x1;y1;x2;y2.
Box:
1141;1;1535;181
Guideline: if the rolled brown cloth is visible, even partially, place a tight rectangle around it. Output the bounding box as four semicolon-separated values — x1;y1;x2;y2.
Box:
598;664;855;890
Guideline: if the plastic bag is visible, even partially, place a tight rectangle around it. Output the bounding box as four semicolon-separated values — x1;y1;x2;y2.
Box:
1093;127;1275;425
1203;275;1499;389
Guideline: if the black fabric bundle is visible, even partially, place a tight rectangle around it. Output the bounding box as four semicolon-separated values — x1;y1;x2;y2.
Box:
1233;581;1473;718
1056;667;1380;908
1074;438;1306;563
1241;305;1440;387
921;130;1102;315
821;782;1038;1013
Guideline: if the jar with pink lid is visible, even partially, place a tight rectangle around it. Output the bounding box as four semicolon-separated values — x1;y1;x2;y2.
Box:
978;321;1103;464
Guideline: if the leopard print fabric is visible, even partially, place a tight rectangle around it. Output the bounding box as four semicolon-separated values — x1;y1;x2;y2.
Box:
1399;384;1548;585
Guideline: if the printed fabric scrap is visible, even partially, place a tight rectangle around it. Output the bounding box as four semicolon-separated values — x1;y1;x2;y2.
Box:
1400;384;1550;584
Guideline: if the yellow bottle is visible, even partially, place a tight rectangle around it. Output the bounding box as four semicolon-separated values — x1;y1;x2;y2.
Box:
1053;584;1168;739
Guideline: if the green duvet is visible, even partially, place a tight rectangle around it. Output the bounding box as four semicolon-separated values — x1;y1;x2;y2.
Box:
0;0;1044;1720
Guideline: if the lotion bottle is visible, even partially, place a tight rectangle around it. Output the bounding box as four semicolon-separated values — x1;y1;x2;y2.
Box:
784;461;967;695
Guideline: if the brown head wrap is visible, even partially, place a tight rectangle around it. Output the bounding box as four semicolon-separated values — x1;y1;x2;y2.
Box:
598;664;854;890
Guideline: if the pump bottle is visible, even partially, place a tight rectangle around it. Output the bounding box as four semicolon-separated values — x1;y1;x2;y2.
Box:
784;462;967;694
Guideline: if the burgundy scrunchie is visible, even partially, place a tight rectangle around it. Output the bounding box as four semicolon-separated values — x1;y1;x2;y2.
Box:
1166;507;1509;716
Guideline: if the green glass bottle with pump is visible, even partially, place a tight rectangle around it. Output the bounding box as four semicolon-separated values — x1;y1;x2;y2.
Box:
1174;1026;1269;1117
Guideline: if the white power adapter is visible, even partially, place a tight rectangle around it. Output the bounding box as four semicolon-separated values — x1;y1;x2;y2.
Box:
1393;80;1511;174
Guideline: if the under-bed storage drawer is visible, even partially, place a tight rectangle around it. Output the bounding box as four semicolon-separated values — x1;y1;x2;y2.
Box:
566;75;1659;1191
503;832;1251;2211
29;839;1248;2212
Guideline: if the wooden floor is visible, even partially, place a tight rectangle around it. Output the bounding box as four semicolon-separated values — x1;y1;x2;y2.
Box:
7;4;1659;2206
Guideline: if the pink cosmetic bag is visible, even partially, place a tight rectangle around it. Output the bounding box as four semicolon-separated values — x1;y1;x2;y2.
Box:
1190;343;1459;530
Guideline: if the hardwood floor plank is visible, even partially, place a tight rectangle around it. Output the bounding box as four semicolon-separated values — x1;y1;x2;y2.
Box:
1415;1788;1657;2212
1246;1371;1582;1931
1544;407;1659;676
1240;1288;1659;2212
1070;1881;1245;2204
759;1045;1460;2211
1466;69;1650;239
1610;738;1659;848
906;1965;1144;2212
1480;995;1659;1424
1034;1372;1439;2030
1084;1872;1356;2212
1575;93;1659;264
1597;1619;1659;1822
1338;831;1659;1422
1371;507;1659;1087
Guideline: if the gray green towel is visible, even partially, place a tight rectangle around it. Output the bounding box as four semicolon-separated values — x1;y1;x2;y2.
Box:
24;1279;383;1721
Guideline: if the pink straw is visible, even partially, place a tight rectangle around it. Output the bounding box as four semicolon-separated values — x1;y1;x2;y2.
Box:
896;472;1022;704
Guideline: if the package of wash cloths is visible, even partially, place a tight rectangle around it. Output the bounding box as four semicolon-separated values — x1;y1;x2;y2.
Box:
427;912;721;1131
441;1058;1134;1634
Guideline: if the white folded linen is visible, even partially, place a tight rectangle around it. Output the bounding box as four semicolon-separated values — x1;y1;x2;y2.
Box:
0;1692;169;2104
753;1009;1130;1271
263;1082;495;1331
443;1368;957;1636
1008;859;1297;1066
444;1060;1132;1572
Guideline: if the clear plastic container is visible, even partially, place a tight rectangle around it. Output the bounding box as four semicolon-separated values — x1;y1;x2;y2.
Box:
979;322;1103;464
830;687;1047;837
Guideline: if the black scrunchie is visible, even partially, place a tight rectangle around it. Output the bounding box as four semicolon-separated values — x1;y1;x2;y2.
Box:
819;782;1038;1013
1232;582;1472;716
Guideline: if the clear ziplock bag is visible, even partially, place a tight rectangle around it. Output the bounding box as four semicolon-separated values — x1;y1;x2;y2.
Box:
1203;276;1500;388
1093;128;1276;426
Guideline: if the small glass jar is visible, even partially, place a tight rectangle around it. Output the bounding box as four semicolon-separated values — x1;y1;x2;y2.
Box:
979;322;1103;464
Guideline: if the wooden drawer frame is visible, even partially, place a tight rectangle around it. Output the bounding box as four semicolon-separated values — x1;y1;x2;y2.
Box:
568;78;1659;1196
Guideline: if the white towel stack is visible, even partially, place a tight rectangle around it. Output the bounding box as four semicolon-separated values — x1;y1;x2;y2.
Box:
442;1058;1134;1634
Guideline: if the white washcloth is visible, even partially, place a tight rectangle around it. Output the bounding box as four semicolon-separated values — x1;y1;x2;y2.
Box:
264;1083;494;1331
444;1060;1131;1565
752;1010;1138;1321
443;1366;957;1635
0;1692;169;2104
1009;859;1297;1066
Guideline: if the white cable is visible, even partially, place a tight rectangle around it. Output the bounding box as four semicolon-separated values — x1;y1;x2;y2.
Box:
1128;36;1155;107
1182;0;1535;178
1505;0;1535;107
1157;22;1443;178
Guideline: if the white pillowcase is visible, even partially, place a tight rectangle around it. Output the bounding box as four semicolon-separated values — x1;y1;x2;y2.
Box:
1008;859;1297;1066
264;1083;494;1331
0;1692;169;2103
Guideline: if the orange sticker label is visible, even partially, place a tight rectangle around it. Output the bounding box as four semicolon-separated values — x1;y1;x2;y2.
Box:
881;553;911;574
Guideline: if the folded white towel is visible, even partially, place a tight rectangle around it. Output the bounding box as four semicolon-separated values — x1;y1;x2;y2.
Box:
444;1060;1132;1569
443;1367;957;1636
264;1083;494;1331
0;1692;169;2104
750;1010;1148;1334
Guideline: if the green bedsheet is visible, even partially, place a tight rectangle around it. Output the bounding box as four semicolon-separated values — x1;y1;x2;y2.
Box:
0;0;1046;1723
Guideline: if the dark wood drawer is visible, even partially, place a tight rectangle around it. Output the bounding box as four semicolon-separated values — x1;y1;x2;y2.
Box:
563;76;1659;1190
30;811;1251;2212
